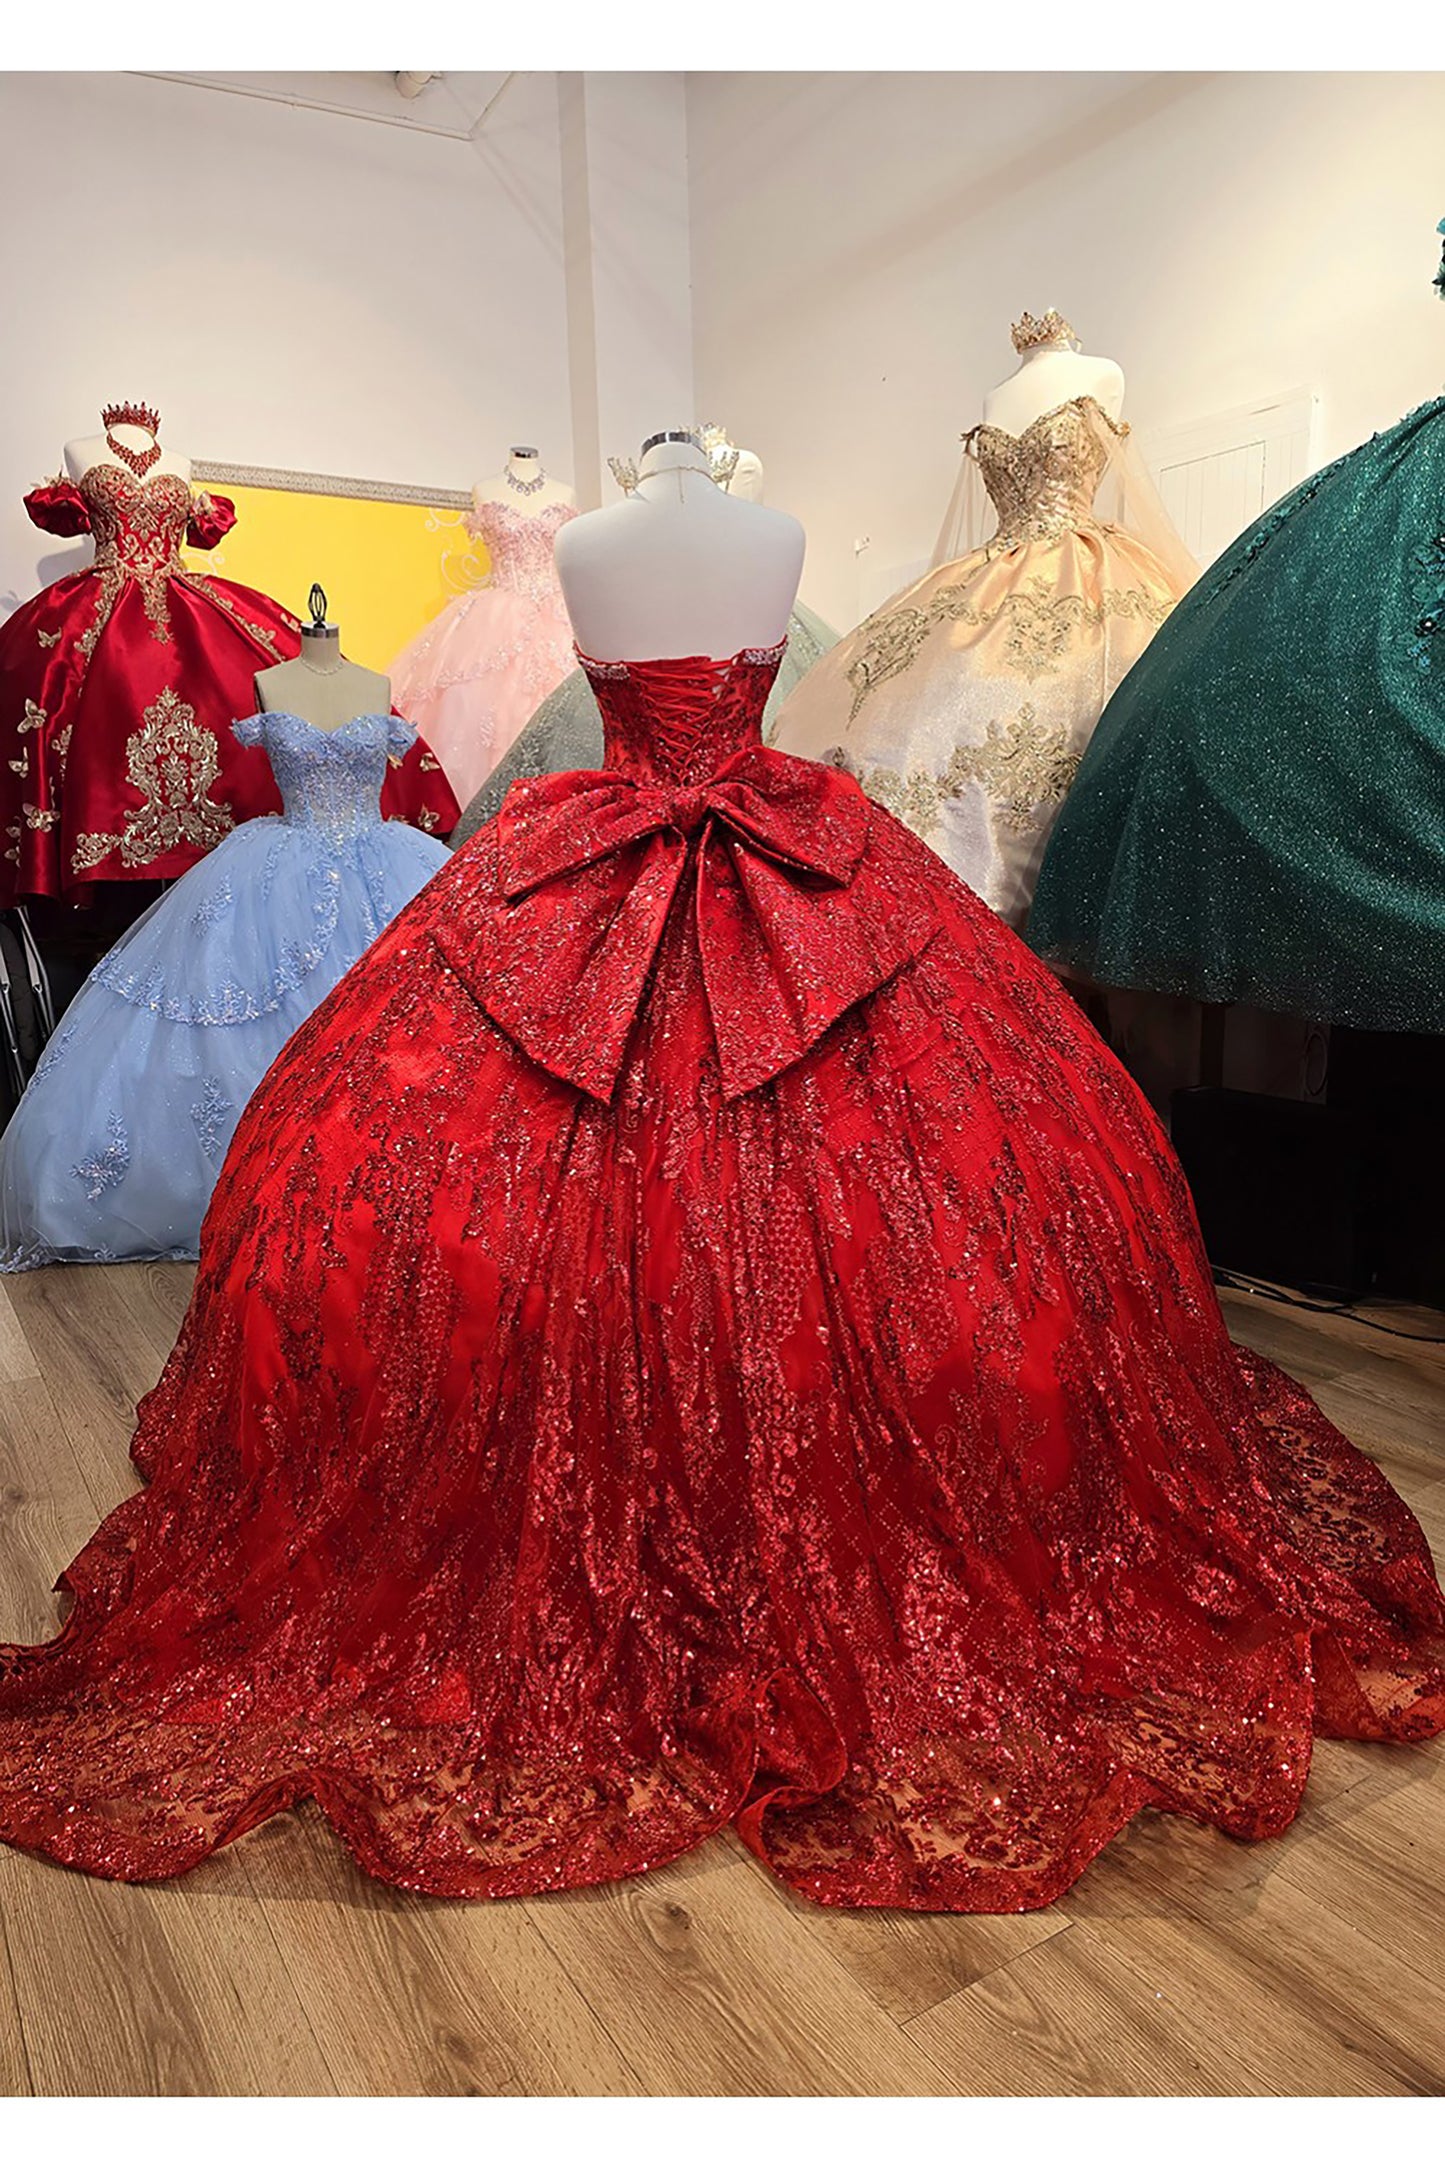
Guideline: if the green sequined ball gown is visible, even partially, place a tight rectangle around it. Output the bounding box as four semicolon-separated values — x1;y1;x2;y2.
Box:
1028;394;1445;1031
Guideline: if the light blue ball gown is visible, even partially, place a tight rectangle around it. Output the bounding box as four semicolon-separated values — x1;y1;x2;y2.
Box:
0;709;450;1266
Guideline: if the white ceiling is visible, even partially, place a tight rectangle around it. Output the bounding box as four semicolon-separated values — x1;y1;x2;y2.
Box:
142;71;517;140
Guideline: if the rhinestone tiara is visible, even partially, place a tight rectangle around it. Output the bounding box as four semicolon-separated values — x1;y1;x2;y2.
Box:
1010;310;1078;356
101;399;161;434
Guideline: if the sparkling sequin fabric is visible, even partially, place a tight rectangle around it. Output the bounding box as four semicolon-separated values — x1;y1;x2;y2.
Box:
1029;396;1445;1030
389;500;579;806
771;399;1191;929
0;646;1440;1909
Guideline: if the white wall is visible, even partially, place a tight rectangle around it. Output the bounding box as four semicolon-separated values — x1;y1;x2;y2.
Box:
558;72;695;508
0;69;694;609
687;72;1445;630
9;71;1442;639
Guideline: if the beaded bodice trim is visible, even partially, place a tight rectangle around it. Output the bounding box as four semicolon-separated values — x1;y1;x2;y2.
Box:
235;711;415;844
465;499;579;603
966;396;1125;545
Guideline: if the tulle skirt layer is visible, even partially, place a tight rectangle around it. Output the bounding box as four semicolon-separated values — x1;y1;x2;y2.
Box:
390;587;576;806
0;818;1439;1907
0;814;448;1264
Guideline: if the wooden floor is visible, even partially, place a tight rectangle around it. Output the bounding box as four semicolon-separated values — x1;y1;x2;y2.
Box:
0;1264;1441;2097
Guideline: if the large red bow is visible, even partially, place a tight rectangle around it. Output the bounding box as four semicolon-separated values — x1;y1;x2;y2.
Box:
434;746;931;1102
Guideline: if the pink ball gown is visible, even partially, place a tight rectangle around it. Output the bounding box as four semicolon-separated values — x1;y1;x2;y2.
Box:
388;497;579;806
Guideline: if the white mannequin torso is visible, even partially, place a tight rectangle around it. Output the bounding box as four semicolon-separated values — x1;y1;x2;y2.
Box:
255;630;390;732
722;447;766;504
982;345;1125;435
472;449;575;517
65;427;191;486
556;437;803;661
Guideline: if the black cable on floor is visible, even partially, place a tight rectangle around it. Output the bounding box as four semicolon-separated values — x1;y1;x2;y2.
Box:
1213;1267;1445;1346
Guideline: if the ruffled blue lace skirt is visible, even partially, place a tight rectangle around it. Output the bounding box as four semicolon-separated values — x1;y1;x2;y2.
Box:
0;812;447;1265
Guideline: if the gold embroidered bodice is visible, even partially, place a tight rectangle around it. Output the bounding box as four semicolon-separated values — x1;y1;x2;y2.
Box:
76;466;208;650
967;396;1120;545
83;466;192;583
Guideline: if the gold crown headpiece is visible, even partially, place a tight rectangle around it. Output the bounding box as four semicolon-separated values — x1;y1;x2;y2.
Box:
101;399;161;434
695;422;740;486
1009;310;1078;356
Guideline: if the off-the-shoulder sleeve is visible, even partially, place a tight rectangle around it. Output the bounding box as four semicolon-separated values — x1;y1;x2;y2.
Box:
387;712;417;758
24;477;91;538
186;491;237;550
232;713;266;749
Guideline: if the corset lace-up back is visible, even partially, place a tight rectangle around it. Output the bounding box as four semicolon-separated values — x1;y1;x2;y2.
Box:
580;644;787;784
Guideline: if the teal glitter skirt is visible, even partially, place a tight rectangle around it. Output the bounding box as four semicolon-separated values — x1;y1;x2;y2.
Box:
1027;396;1445;1033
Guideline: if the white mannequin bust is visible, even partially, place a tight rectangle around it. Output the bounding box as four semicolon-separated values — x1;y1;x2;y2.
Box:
556;430;803;661
255;623;390;732
65;404;190;486
982;310;1124;435
471;446;575;516
724;447;766;504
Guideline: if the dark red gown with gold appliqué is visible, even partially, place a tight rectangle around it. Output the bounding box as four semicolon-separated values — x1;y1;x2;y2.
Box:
0;643;1440;1911
0;469;458;903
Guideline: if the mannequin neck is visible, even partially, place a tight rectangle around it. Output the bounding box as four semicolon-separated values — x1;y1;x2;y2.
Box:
504;447;543;490
1012;340;1078;372
300;625;344;674
637;435;714;492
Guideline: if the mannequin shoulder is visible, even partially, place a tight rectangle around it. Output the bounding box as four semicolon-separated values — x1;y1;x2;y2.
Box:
1079;354;1127;420
554;501;630;566
63;435;106;479
253;657;297;706
725;497;805;569
347;662;391;703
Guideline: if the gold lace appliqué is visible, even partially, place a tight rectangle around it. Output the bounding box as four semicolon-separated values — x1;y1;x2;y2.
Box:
842;700;1081;840
72;687;234;873
848;579;1172;720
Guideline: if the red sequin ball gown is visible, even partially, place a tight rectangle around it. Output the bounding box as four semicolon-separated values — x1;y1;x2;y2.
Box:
0;470;458;903
0;643;1440;1909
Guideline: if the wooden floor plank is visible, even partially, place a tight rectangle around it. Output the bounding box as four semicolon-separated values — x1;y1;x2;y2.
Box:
107;1261;195;1372
904;1921;1262;2095
0;1375;104;1643
1274;1769;1445;1987
1058;1878;1438;2096
230;1807;642;2097
0;1286;39;1386
755;1870;1069;2025
0;1889;32;2095
525;1857;958;2095
0;1847;335;2098
2;1270;153;1515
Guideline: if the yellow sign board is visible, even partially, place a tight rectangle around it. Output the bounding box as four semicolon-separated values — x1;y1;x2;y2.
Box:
183;463;490;676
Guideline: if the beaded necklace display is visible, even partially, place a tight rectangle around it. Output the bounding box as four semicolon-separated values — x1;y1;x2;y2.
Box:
101;400;163;480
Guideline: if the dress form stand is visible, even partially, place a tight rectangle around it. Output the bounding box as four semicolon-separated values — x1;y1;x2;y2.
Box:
556;429;803;661
255;586;388;731
983;309;1125;434
471;446;576;519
